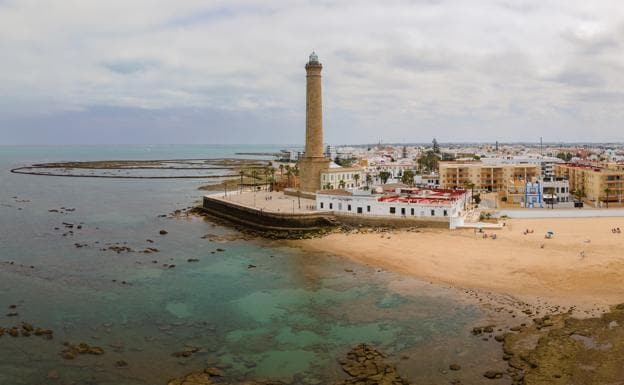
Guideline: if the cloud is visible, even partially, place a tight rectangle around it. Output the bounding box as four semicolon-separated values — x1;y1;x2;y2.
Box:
0;0;623;144
548;69;605;88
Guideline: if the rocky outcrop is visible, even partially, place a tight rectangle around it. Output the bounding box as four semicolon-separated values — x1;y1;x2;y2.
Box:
336;344;410;385
500;303;624;385
167;344;409;385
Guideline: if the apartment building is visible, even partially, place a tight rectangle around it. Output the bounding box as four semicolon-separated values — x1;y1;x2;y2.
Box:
554;163;624;205
439;161;541;192
481;156;563;177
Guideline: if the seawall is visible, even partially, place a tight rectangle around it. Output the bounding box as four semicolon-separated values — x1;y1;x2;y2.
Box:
201;195;450;234
202;195;336;232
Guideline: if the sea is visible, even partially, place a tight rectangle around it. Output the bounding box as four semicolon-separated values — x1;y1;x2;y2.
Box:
0;145;506;385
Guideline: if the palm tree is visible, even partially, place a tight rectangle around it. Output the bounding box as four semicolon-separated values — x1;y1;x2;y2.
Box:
285;165;292;188
251;170;258;190
279;164;284;179
263;168;270;191
366;174;372;188
463;181;475;204
269;168;275;191
353;173;360;187
338;179;346;189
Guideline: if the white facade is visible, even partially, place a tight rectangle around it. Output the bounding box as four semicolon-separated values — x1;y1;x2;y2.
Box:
320;163;364;189
542;178;570;204
414;174;440;188
316;189;468;224
481;156;563;177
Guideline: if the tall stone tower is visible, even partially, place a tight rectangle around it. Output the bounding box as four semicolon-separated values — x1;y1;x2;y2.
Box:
299;51;330;193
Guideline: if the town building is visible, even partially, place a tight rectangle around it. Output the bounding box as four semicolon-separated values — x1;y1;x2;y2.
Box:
439;161;541;192
481;155;563;178
316;187;469;227
414;173;440;188
542;177;571;206
501;177;570;208
320;163;364;189
555;163;624;206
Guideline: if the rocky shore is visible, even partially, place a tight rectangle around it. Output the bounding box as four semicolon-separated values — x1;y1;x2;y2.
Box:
167;344;410;385
500;303;624;385
166;304;624;385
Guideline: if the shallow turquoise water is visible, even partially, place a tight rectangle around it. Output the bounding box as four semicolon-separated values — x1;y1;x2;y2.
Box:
0;145;500;385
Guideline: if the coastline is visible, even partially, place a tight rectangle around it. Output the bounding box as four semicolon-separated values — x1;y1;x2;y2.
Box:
292;217;624;311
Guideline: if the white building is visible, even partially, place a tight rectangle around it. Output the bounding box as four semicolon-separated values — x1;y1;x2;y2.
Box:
481;156;563;177
320;162;364;190
542;177;571;205
414;173;440;188
316;187;468;227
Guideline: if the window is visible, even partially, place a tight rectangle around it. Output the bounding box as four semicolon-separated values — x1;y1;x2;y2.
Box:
390;207;396;214
431;209;435;216
401;207;406;215
348;204;351;211
357;207;362;214
443;209;448;216
411;208;414;215
320;202;324;209
367;205;371;212
329;203;333;209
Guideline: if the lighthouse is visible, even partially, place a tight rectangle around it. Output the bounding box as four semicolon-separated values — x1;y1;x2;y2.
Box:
299;52;330;193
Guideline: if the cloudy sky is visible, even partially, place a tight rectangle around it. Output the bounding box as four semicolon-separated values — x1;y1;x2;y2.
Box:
1;0;623;145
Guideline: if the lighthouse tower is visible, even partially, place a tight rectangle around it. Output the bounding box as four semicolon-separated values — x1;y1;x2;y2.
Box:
299;52;330;193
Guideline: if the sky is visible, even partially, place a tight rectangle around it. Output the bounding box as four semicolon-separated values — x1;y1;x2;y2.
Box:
1;0;623;145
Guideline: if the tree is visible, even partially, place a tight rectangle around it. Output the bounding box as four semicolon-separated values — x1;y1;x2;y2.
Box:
285;166;293;188
432;138;440;154
365;174;372;188
263;168;270;191
251;170;258;190
379;171;391;184
401;170;415;185
338;179;346;189
417;150;439;173
353;173;360;187
463;181;476;204
269;168;276;191
473;193;481;205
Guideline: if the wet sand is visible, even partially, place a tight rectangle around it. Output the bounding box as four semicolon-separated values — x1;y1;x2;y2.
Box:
295;217;624;309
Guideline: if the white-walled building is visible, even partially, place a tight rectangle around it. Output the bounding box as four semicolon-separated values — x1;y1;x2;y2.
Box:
316;187;468;227
481;156;563;177
414;173;440;188
320;162;364;190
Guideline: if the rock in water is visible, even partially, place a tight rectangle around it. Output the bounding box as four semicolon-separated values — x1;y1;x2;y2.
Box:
336;344;410;384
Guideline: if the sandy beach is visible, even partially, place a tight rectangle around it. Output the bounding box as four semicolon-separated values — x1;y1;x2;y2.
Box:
296;217;624;308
